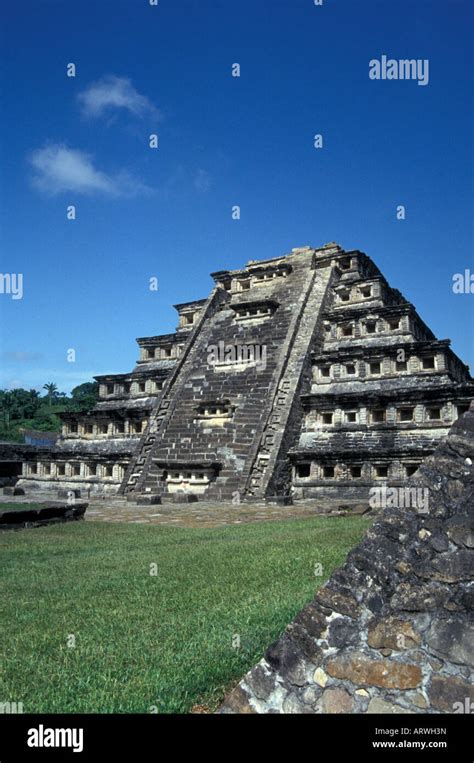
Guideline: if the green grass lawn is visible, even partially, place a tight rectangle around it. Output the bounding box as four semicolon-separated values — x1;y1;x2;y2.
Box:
0;515;371;713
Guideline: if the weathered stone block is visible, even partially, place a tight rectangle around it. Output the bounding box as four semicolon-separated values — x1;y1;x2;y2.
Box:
219;684;256;714
301;685;322;705
286;622;322;663
367;617;421;650
327;616;359;648
3;486;25;496
172;493;198;504
0;502;88;529
313;667;328;687
367;697;414;714
446;513;474;549
414;550;472;583
319;687;353;714
429;534;450;552
292;603;327;639
315;587;361;619
135;494;162;505
425;616;474;666
265;638;307;685
409;691;428;709
245;663;276;701
428;674;474;713
390;582;447;611
282;693;313;714
325;652;422;689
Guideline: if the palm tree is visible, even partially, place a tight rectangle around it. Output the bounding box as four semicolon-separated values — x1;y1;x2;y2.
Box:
43;382;59;408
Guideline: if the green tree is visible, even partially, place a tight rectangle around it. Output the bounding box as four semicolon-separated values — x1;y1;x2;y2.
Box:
0;391;14;432
0;389;41;430
71;382;99;412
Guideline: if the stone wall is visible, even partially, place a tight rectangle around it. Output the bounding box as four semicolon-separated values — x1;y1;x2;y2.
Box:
220;407;474;714
0;501;88;530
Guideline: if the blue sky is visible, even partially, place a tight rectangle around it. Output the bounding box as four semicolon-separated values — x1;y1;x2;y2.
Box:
0;0;473;392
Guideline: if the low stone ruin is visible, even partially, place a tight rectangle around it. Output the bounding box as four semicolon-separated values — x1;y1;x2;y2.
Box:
0;501;88;530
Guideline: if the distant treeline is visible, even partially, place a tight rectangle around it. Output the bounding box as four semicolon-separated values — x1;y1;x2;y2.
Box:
0;382;99;442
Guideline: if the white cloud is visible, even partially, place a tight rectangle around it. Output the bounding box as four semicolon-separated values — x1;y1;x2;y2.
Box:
29;144;151;197
2;351;43;363
77;75;159;120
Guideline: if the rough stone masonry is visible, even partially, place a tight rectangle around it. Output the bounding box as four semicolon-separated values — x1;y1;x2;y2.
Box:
220;407;474;713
